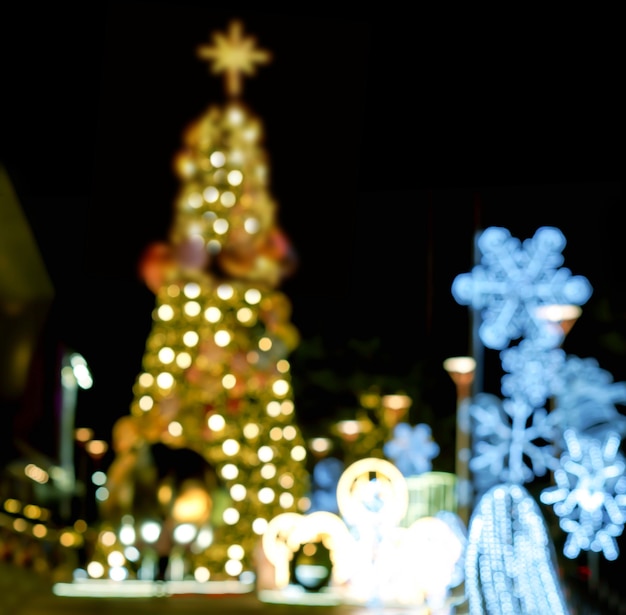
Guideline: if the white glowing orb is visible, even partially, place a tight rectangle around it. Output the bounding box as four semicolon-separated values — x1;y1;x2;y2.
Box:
173;523;197;544
207;414;225;431
139;521;161;543
183;282;201;298
272;379;289;396
87;561;104;578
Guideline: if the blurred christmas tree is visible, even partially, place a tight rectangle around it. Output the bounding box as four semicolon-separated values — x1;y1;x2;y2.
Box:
90;20;310;585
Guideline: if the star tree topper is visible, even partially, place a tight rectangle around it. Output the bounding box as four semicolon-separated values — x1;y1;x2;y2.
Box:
197;19;272;97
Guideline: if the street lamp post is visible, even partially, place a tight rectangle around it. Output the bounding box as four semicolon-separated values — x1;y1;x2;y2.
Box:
443;356;476;526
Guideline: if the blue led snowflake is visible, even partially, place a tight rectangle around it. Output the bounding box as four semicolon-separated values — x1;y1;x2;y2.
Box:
540;429;626;561
500;340;566;408
306;457;344;514
451;224;626;575
547;356;626;444
469;392;558;491
452;226;592;350
383;422;440;477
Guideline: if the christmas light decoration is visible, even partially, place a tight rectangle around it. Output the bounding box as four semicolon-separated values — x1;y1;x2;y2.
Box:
259;458;465;611
451;226;592;350
547;356;626;444
540;429;626;561
382;422;440;477
468;391;557;488
79;20;310;590
402;472;458;527
452;225;626;613
500;339;566;407
464;483;570;615
306;457;344;515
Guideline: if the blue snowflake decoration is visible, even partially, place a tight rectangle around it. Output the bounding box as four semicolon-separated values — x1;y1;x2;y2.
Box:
383;422;440;477
540;429;626;561
469;392;558;490
547;355;626;443
306;457;344;514
500;340;566;408
451;226;593;350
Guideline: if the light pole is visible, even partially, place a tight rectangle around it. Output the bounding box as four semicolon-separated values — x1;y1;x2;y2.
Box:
443;356;476;526
59;351;93;521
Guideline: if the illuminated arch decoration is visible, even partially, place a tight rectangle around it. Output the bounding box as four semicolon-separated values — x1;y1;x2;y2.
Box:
333;458;407;608
452;226;592;350
465;483;570;615
261;510;355;596
335;457;408;529
539;429;626;561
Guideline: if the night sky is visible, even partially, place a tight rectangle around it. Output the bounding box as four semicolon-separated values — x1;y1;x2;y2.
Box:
2;6;624;461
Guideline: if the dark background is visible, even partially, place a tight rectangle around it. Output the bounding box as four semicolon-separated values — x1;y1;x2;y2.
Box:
1;5;624;462
1;5;625;609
